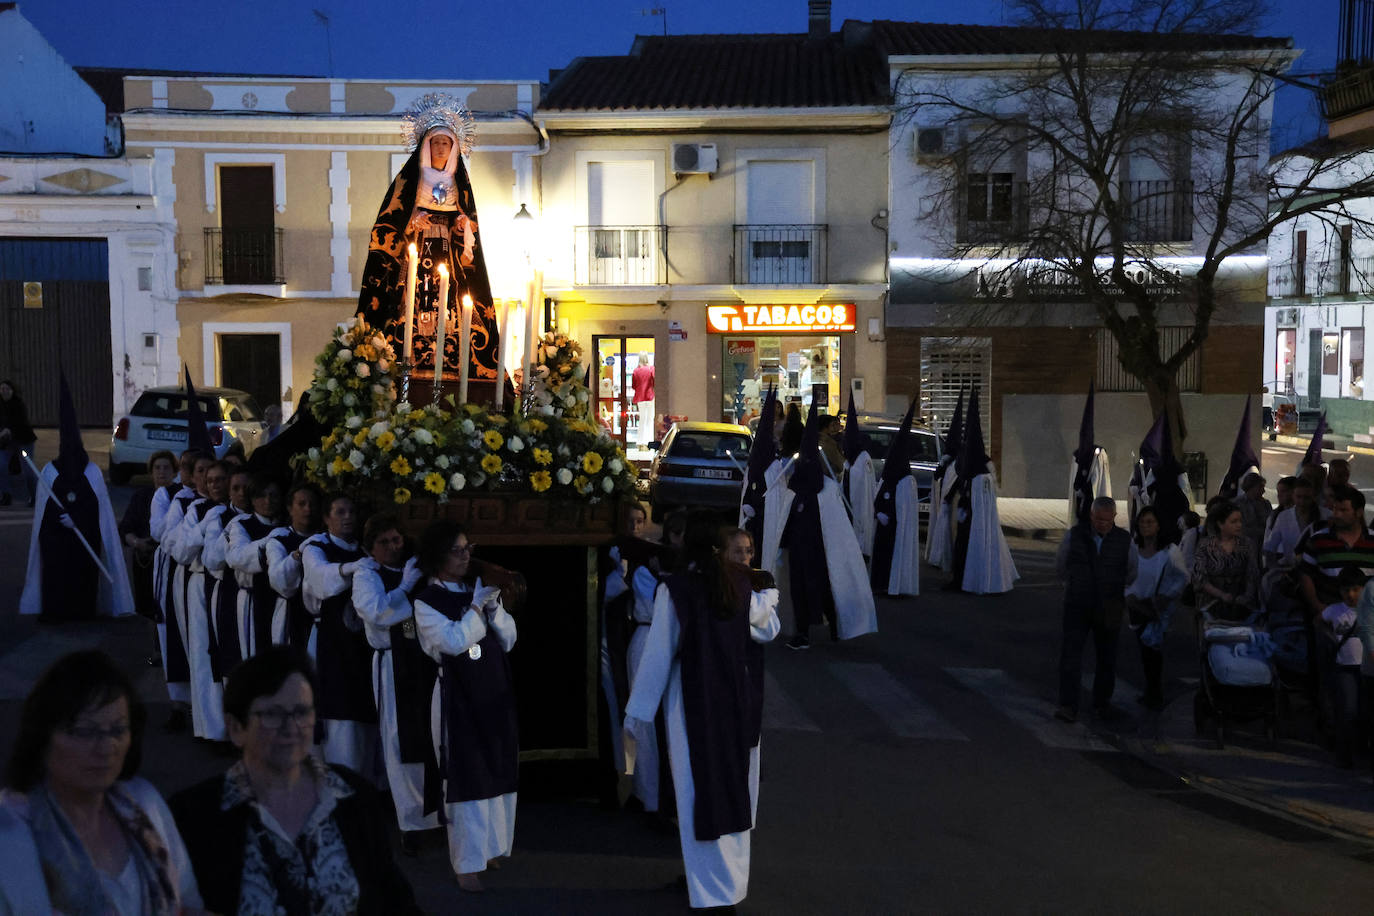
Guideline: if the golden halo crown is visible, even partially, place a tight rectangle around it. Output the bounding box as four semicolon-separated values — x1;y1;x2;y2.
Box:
400;93;477;156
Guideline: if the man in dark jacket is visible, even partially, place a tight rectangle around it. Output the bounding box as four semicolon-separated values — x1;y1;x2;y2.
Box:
1055;496;1136;723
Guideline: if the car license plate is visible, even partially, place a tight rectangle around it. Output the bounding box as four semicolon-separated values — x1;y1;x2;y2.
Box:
694;468;733;479
148;429;186;442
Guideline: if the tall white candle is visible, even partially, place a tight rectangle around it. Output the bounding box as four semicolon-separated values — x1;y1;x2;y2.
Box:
403;243;418;365
434;263;450;382
525;280;537;380
493;300;510;410
458;294;473;404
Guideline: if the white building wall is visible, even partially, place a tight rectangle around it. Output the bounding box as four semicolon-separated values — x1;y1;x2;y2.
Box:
0;7;108;155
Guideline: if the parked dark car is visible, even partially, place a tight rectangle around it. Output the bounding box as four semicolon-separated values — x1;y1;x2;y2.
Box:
647;421;752;520
845;414;943;513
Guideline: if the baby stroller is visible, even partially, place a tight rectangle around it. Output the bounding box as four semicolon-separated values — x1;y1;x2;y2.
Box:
1193;603;1279;748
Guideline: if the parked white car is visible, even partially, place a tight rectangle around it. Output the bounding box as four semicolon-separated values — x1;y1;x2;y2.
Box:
109;385;268;483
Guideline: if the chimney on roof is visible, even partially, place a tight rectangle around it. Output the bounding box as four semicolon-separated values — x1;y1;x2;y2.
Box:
808;0;830;37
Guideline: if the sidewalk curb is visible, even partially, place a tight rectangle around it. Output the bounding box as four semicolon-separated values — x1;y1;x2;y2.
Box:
1272;434;1374;458
1000;524;1058;540
1112;718;1374;846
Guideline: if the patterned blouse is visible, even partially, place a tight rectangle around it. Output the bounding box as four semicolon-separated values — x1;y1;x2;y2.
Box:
221;757;361;916
1191;534;1260;611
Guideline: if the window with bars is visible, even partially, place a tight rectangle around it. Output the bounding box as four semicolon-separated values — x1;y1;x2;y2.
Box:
920;337;992;451
1095;328;1200;392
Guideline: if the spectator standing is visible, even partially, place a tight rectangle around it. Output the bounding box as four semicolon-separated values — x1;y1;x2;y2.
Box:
1193;501;1261;622
1125;506;1188;711
1300;485;1374;708
0;378;37;507
1320;566;1367;768
1055;496;1136;723
1232;472;1272;554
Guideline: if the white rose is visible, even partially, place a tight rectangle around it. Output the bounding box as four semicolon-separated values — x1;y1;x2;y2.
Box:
326;378;339;391
337;348;352;361
557;445;571;457
542;404;556;416
346;414;363;429
449;472;466;491
308;447;321;461
348;449;365;468
601;476;614;493
471;471;486;486
577;389;589;403
544;345;558;359
413;428;434;445
373;384;386;396
436;454;450;469
508;436;524;453
557;468;573;485
356;363;371;378
377;359;390;372
372;335;386;350
370;421;389;437
609;458;622;473
343;393;357;406
460;419;475;435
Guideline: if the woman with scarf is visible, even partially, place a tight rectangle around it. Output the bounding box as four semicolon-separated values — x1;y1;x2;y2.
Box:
0;650;203;915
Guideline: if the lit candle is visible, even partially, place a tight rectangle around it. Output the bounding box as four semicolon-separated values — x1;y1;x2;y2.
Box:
434;263;450;383
458;294;473;404
493;299;510;410
525;279;538;382
403;243;418;366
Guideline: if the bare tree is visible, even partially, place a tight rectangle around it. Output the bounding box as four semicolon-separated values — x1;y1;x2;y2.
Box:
895;0;1374;444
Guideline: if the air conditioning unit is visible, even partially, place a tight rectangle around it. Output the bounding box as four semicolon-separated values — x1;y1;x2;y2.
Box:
672;143;718;175
1275;307;1298;327
914;125;956;162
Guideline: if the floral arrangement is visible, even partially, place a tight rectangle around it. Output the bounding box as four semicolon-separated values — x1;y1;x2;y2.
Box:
307;317;400;429
529;331;590;420
302;398;638;504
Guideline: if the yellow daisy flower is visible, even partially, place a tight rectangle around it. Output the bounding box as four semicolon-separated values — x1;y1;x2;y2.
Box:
376;430;397;451
481;453;503;474
530;470;552;492
483;429;505;451
390;456;412;476
581;451;604;474
330;456;350;476
527;418;548;432
532;447;553;466
352;429;368;447
394;486;412;504
424;472;445;494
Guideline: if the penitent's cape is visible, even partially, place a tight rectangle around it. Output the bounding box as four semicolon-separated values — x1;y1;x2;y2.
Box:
356;139;499;384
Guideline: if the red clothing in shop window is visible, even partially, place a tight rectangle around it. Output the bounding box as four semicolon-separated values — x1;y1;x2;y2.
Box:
632;365;655;403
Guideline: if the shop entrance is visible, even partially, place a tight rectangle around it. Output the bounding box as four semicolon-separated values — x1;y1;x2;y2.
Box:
593;335;656;459
720;335;840;426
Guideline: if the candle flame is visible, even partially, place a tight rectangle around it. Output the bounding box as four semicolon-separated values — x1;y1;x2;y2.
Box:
437;263;449;278
408;242;417;256
462;294;473;311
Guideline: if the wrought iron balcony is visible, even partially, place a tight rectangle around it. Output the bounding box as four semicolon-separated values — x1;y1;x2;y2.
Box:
956;179;1030;245
1120;180;1193;243
573;225;667;286
1269;255;1374;299
732;224;827;284
204;227;284;285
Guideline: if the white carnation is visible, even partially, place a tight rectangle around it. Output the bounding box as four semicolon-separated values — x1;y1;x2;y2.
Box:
337;348;352;361
602;476;615;493
507;436;524;453
413;428;434;445
460;419;475;434
541;404;556;416
342;393;357;407
471;471;486;486
370;421;389;437
326;378;339;391
346;414;363;429
436;454;450;469
356;363;371;378
308;447;321;461
372;335;386;350
449;472;466;491
556;468;573;485
577;389;589;403
557;444;571;457
377;359;390;373
348;449;365;468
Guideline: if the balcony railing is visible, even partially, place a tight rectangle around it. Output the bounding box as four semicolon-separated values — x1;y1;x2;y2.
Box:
204;227;284;285
1269;255;1374;298
573;225;667;286
1120;179;1193;243
957;179;1030;244
732;224;828;284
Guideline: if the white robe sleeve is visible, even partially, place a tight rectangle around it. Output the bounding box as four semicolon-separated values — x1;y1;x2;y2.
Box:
202;509;234;574
749;587;781;643
351;560;414;628
148;488;174;542
603;546;629;606
631;566;658;623
302;538;350;613
226;519;270;575
415;596;486;662
486;602;518;653
625;585;680;723
266;537;303;597
159;501;187;557
169;505;207;566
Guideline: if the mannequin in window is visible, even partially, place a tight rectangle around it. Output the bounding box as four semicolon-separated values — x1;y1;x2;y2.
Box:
631;353;655;448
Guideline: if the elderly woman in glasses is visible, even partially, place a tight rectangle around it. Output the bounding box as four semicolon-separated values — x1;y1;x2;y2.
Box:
0;650;203;916
414;520;519;892
170;647;420;915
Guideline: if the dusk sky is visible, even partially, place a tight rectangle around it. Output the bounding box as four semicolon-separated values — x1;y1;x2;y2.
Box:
22;0;1342;148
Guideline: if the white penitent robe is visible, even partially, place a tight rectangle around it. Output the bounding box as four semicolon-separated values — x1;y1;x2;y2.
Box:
172;500;226;741
885;475;921;597
847;452;877;557
817;477;879;638
1067;449;1113;521
759;459;794;577
624;584;780;910
962;468;1019;595
623;564;663;812
20;463;135;618
416;577;518;876
925;470;952;572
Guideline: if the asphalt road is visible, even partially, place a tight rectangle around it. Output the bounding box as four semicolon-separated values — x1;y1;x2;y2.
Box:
4;483;1374;913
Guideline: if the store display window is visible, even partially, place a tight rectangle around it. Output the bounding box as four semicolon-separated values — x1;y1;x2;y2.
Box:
594;335;656;459
721;335;840;427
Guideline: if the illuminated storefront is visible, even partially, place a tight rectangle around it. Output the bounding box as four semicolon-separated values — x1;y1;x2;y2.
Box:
707;303;856;423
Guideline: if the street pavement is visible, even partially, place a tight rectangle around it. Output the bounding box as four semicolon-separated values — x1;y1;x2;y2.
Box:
2;434;1374;911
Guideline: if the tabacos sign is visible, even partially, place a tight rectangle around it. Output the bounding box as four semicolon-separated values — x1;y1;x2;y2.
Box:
706;303;856;334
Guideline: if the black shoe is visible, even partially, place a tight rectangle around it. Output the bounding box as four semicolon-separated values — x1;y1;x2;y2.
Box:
400;831;421;857
786;634;810;650
1053;706;1078;724
622;795;645;814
